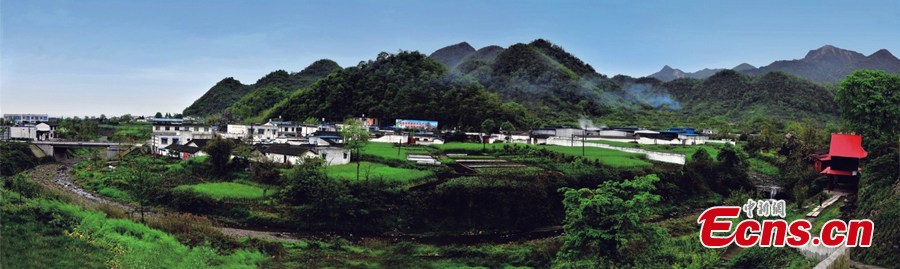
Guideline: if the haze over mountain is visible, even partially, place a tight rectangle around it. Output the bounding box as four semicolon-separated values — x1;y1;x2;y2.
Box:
650;45;900;83
185;39;855;128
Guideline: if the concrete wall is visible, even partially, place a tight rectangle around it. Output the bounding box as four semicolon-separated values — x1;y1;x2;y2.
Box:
813;246;849;269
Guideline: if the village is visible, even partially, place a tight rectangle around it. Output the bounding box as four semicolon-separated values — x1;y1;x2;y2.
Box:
4;112;732;165
1;110;876;268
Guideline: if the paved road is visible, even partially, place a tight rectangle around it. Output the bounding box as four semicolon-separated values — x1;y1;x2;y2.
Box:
543;138;687;164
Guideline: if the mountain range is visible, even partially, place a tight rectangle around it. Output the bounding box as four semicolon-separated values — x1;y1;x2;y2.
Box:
183;40;895;129
649;45;900;83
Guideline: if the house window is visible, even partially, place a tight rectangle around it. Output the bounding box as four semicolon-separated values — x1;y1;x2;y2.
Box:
161;137;169;144
173;138;180;144
194;127;199;131
165;126;170;131
154;126;160;131
343;152;348;159
204;127;209;132
258;129;264;135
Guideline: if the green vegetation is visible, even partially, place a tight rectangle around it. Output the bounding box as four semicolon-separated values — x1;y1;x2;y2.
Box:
184;60;342;118
749;158;780;178
227;86;290;120
361;142;430;161
104;122;152;142
263;51;535;131
325;162;433;182
533;144;651;168
837;70;900;267
183;78;252;117
435;142;651;168
1;175;266;268
0;142;43;176
175;182;274;201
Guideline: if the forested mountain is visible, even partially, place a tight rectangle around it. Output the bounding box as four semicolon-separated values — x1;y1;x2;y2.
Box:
664;70;838;121
262;51;532;130
428;42;476;69
183;77;252;117
185;39;846;128
183;59;340;117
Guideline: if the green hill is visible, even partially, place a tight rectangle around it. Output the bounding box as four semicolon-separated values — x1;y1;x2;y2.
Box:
183;59;341;117
183;77;251;117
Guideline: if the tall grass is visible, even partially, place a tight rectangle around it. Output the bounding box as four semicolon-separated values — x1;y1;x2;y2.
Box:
175;182;274;200
325;161;434;182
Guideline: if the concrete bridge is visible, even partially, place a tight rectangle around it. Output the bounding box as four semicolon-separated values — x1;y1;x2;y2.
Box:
32;141;131;160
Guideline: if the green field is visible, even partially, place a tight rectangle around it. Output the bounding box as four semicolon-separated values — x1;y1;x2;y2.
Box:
749;158;780;178
325;161;433;182
531;144;652;168
102;122;152;142
434;142;651;168
175;182;274;200
361;142;430;161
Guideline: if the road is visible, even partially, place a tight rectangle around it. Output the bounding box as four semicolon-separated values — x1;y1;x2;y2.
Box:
543;137;687;164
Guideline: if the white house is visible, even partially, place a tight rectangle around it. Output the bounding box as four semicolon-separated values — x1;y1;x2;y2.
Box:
151;124;216;155
254;144;351;166
5;123;55;141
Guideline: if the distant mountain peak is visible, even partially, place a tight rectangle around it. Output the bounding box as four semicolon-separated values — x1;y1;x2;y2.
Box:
804;45;865;63
429;42;477;68
869;49;898;61
732;63;756;71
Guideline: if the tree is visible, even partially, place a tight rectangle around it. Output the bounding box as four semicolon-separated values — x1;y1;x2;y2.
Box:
130;157;162;223
836;70;900;266
202;136;235;177
714;144;752;195
500;121;516;132
480;119;496;150
683;148;714;194
341;118;370;181
154;112;163;118
836;69;900;143
556;174;667;267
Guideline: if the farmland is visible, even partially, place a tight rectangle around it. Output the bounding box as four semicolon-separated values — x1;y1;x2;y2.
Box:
325;161;434;182
175;181;274;200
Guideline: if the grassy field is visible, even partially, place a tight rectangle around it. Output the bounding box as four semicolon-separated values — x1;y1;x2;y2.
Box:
811;200;844;234
361;142;431;161
749;158;780;178
175;181;274;200
102;122;152;142
531;144;652;168
325;161;433;182
433;142;651;168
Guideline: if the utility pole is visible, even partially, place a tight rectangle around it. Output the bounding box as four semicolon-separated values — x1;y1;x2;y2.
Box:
582;134;585;157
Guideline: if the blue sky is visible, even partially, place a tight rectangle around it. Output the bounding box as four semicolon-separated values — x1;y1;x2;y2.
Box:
2;0;898;116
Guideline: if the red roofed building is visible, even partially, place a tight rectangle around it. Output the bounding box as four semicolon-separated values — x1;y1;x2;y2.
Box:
814;133;867;177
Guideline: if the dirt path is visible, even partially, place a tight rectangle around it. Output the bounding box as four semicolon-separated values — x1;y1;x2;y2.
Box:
30;162;563;245
28;162;307;243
